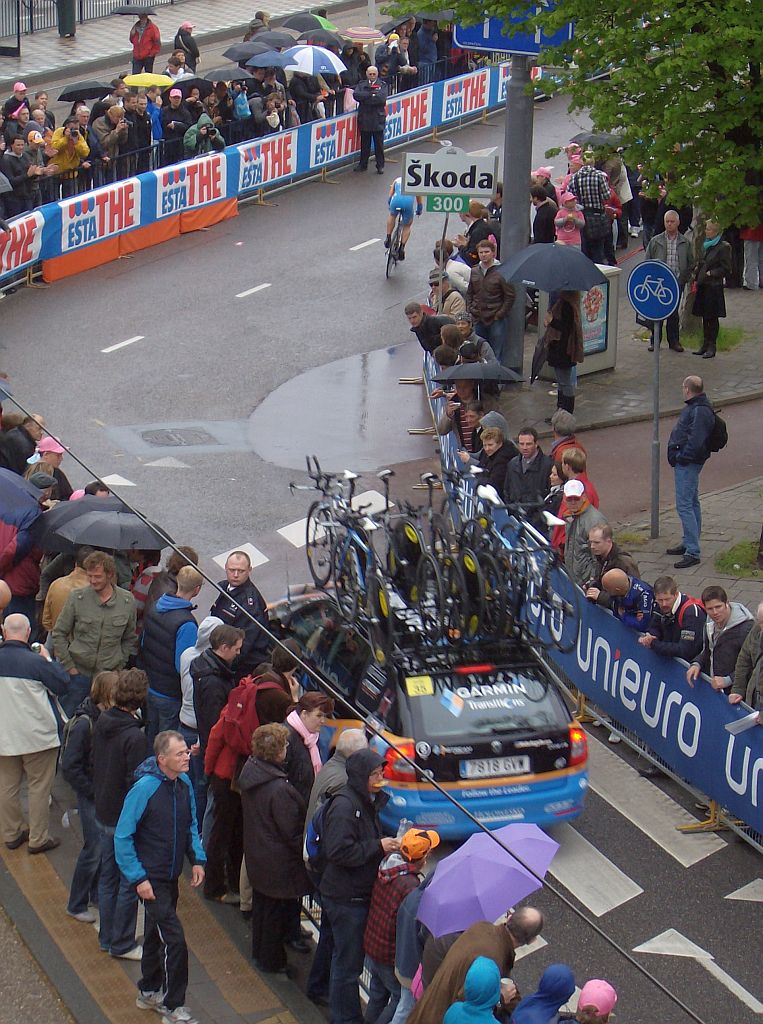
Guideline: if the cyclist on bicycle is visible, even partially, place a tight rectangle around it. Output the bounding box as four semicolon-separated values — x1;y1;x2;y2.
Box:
385;176;423;261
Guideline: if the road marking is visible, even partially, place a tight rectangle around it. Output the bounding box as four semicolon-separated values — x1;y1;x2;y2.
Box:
513;935;548;961
212;542;269;570
549;823;643;917
586;732;725;866
278;517;311;548
99;473;136;487
725;879;763;902
101;335;144;353
145;456;191;469
235;283;271;298
634;929;763;1013
352;489;392;514
349;238;380;251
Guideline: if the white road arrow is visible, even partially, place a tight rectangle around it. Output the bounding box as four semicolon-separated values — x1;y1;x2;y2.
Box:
725;879;763;902
634;929;763;1014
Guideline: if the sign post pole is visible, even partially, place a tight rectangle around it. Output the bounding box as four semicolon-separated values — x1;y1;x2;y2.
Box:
626;260;682;541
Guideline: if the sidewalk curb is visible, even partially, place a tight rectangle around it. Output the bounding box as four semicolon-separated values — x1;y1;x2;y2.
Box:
0;0;361;91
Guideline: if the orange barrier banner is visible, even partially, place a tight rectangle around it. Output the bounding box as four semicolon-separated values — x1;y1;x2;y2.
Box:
179;197;238;234
119;215;180;256
41;236;121;283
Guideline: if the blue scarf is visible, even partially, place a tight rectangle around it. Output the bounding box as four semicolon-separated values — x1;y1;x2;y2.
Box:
703;234;722;251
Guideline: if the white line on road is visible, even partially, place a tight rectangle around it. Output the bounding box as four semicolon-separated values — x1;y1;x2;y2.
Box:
349;238;380;251
101;335;144;354
99;474;136;487
549;823;643;917
278;518;311;548
236;283;272;298
725;879;763;902
212;542;269;570
586;733;725;866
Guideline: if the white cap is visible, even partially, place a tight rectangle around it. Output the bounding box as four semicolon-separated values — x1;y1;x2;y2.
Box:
564;479;585;498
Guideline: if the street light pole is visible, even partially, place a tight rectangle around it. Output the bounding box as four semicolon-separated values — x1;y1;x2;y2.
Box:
501;56;534;375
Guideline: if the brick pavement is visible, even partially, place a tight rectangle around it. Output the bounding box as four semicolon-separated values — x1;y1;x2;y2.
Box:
0;0;358;89
613;475;763;609
498;268;763;439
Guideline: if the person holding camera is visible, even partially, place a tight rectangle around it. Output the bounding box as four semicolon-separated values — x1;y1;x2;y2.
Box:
90;105;129;182
48;116;89;179
183;113;225;159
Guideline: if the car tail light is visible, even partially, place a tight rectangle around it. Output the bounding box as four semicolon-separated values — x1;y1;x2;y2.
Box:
384;742;417;782
568;723;588;767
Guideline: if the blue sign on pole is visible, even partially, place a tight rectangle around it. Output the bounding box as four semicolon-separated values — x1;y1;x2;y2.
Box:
453;14;574;57
627;260;681;322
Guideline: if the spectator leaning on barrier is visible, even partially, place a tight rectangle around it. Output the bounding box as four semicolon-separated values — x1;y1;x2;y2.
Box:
405;302;455;354
638;576;706;661
503;426;552;508
686;586;753;693
729;602;763;711
599;568;654;633
585;525;639;608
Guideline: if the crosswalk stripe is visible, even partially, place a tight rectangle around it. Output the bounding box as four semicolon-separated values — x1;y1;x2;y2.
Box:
278;517;311;548
549;823;644;917
585;734;726;866
212;542;269;570
724;879;763;902
513;935;548;961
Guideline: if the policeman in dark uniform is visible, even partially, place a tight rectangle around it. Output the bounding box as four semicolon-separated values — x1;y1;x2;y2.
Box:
210;551;270;677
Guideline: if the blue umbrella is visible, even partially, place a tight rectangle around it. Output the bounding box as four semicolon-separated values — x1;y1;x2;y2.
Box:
245;49;293;68
0;467;44;525
282;44;347;76
498;242;608;292
417;823;558;937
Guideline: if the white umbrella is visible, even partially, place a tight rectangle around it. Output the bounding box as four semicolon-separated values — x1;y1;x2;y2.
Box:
282;45;347;76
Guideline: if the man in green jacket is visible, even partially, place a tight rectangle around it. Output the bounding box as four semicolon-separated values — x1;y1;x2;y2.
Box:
729;603;763;711
52;551;137;715
182;114;225;159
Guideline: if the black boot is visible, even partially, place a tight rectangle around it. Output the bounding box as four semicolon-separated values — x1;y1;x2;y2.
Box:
558;393;575;413
702;347;716;359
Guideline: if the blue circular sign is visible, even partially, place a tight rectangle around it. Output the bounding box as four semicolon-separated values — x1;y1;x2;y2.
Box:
627;260;681;321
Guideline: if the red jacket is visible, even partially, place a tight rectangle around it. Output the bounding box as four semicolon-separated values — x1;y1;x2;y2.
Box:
740;225;763;242
130;20;161;60
364;863;421;965
204;716;239;781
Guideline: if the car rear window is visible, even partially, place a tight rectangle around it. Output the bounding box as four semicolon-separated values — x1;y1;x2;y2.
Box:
404;665;570;739
287;601;372;699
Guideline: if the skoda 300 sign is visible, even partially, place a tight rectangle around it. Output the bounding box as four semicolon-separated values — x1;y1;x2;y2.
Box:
402;146;498;197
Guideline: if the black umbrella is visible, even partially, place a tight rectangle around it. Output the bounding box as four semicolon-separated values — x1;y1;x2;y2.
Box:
31;494;129;552
0;467;43;518
202;65;255;82
58;80;112;102
112;4;156;13
160;77;214;102
297;29;344;48
498;243;608;292
569;130;623;149
222;41;272;62
56;510;171;551
252;29;301;49
282;13;326;32
245;50;294;68
432;363;524;383
379;16;413;33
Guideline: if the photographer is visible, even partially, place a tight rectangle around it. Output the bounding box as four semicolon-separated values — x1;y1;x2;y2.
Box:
182;113;225;158
90;105;129;182
253;93;285;136
47;117;89;194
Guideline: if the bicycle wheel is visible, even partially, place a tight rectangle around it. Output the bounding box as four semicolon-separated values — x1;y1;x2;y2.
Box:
388;519;424;607
428;511;454;561
305;501;334;587
332;540;361;622
459;515;488;551
415;552;445;643
441;555;472;644
367;572;397;665
538;560;583;653
386;217;401;278
458;548;485;640
477;550;508;640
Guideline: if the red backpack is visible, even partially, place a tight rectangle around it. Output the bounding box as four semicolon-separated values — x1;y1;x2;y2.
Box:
220;675;285;758
677;596;705;626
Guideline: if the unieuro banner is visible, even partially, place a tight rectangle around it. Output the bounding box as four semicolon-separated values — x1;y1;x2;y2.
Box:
14;63;513;284
0;209;45;276
423;352;763;834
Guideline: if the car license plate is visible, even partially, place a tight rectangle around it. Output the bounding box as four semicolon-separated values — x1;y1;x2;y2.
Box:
460;756;531;779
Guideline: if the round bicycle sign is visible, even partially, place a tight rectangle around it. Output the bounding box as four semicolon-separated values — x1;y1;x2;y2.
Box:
627;260;681;321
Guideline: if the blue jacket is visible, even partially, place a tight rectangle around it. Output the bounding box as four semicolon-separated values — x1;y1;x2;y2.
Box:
417;25;438;65
667;393;715;467
613;577;654;632
114;756;206;886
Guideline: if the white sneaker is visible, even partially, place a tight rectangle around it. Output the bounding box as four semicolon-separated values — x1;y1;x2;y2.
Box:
608;731;622;744
161;1007;199;1024
136;990;166;1013
113;944;143;961
629;226;640;237
67;909;97;924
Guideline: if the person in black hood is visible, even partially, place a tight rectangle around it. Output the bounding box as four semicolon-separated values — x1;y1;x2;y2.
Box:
190;624;243;756
239;723;312;975
320;748;400;1024
209;551;271;676
92;668;149;959
63;671;118;923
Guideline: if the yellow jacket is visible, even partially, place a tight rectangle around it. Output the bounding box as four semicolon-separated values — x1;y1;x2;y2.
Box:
48;127;90;172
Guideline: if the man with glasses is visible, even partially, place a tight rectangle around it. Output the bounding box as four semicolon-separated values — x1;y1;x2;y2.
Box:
116;730;206;1024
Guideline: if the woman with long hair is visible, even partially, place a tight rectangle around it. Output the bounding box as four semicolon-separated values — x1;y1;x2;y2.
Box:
543;290;584;415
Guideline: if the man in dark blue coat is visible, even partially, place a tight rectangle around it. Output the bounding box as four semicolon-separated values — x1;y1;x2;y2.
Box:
666;375;716;568
353;67;388;174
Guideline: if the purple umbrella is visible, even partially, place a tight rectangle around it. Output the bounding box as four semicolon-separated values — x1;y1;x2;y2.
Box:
417;823;558;938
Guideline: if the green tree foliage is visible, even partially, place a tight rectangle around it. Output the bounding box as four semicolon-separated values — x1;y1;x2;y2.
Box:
451;0;763;226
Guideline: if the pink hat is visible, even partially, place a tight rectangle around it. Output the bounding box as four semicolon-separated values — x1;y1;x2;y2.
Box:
180;20;194;29
169;88;183;97
578;980;618;1015
561;191;577;203
69;489;86;501
37;435;67;454
563;479;585;498
532;165;553;179
13;81;27;92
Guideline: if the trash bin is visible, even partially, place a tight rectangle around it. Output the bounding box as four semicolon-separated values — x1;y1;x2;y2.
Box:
56;0;76;38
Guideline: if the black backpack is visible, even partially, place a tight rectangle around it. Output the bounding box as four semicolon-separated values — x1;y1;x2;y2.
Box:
706;412;728;454
304;795;336;884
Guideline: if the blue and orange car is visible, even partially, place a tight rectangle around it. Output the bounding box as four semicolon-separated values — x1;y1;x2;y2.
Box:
270;590;588;841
